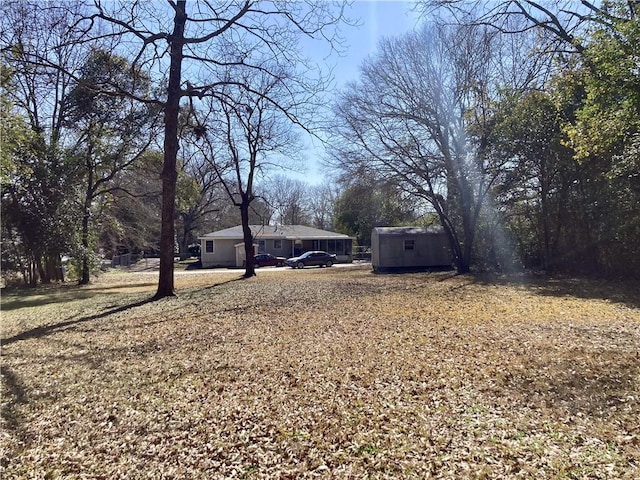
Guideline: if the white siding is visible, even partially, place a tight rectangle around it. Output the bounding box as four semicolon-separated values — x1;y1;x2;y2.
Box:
200;238;237;268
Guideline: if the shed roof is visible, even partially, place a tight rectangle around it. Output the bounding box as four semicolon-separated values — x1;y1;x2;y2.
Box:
199;225;352;240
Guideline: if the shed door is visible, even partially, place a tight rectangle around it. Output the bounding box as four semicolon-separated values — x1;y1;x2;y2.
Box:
235;243;257;267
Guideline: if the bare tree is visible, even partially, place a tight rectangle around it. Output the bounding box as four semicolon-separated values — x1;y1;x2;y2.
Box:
174;164;225;261
174;127;228;260
260;175;311;226
194;67;304;278
62;0;348;297
420;0;639;55
331;23;514;273
307;182;339;230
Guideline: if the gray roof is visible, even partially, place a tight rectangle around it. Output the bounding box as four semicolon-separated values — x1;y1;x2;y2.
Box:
199;225;352;240
373;226;445;235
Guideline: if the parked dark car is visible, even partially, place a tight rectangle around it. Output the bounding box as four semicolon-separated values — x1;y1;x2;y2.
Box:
285;251;337;269
254;253;287;267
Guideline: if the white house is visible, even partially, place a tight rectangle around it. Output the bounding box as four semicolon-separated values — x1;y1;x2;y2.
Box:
371;226;452;272
198;225;354;268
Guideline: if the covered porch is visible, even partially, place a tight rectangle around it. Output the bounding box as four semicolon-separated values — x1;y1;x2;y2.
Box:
288;238;353;262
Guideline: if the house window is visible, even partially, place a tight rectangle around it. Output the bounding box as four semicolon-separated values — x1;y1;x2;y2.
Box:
205;240;215;253
274;239;282;249
404;239;415;251
258;240;266;253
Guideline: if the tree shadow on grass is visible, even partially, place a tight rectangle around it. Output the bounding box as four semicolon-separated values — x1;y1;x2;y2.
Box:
1;282;158;311
1;297;157;346
530;277;640;309
196;275;248;292
2;275;249;347
506;350;640;423
474;274;640;309
0;366;28;433
0;298;170;442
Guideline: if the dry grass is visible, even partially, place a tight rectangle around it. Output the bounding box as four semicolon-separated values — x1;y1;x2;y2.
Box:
1;266;639;479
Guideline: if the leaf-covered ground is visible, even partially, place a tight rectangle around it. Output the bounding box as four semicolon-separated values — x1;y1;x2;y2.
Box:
2;266;639;479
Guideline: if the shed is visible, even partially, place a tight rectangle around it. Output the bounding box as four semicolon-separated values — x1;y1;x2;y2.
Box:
371;226;452;272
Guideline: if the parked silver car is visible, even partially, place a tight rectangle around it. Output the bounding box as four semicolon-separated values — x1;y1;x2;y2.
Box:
285;251;337;269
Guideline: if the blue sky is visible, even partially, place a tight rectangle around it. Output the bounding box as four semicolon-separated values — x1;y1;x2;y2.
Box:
332;1;422;88
289;1;422;185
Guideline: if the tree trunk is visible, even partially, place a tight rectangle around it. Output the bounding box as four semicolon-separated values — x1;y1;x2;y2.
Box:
178;213;192;261
434;179;471;275
36;255;48;284
178;242;190;261
8;229;29;285
44;253;64;282
240;199;256;278
441;214;468;274
79;209;91;285
154;0;187;299
29;256;38;287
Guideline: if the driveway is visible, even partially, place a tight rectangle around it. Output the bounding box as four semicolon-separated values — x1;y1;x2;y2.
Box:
123;258;369;275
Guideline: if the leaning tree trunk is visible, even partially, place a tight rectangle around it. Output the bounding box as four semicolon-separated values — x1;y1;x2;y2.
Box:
154;0;186;299
438;211;468;274
430;182;469;275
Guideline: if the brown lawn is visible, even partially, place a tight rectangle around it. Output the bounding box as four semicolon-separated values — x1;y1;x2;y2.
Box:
1;265;639;479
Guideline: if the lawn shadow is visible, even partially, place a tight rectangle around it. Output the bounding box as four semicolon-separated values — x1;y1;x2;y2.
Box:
184;260;202;270
507;351;640;421
531;277;640;309
199;275;248;291
372;266;456;275
2;276;246;346
1;297;157;346
0;366;28;432
1;282;158;311
475;273;640;309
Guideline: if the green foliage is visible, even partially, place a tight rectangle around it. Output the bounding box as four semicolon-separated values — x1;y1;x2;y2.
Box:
2;42;160;285
65;50;155;129
97;151;164;256
561;9;640;276
63;49;160;283
1;131;79;284
176;171;201;213
474;1;640;277
64;245;102;281
334;180;418;246
487;89;575;270
0;66;27;185
565;16;640;161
